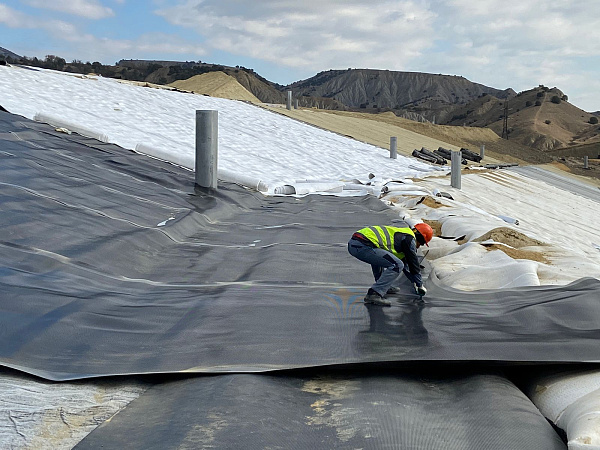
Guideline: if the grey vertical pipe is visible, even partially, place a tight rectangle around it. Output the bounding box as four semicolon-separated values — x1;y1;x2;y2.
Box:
287;91;292;110
584;155;589;169
390;136;397;159
195;110;218;189
294;98;299;109
451;150;462;189
480;144;485;160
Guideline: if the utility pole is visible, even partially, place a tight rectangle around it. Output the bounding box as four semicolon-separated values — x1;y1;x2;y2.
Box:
501;101;509;139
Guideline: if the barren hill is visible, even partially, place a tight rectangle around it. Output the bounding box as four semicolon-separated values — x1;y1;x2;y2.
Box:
286;69;515;120
169;72;261;103
445;86;600;151
225;69;347;110
0;47;21;61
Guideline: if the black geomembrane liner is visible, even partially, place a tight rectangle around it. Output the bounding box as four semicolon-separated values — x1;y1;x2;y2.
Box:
0;111;599;383
75;372;566;450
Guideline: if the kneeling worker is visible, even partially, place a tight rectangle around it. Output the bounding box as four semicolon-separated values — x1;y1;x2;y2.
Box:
348;222;433;306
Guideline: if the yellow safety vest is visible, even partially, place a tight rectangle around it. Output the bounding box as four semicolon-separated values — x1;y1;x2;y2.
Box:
357;226;415;260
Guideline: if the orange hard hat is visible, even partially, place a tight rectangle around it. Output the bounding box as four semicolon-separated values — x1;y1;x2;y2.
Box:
414;223;433;246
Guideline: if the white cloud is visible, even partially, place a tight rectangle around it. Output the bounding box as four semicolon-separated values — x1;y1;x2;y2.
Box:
0;4;205;63
58;31;207;62
0;4;79;36
149;0;600;109
0;3;36;27
156;0;438;71
409;0;600;110
23;0;115;19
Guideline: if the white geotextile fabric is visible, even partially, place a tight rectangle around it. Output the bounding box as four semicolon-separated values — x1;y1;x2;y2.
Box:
429;242;541;289
0;66;436;188
560;389;600;449
527;369;600;449
0;371;148;449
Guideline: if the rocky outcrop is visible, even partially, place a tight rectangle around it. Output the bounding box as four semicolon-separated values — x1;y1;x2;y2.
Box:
286;69;515;110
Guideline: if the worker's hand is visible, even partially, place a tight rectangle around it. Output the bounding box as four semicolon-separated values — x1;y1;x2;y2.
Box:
414;284;427;296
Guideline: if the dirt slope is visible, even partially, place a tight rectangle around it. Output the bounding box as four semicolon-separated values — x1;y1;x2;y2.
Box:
265;107;510;165
169;72;261;103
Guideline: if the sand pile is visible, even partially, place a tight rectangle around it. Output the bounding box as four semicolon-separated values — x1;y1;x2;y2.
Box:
474;227;549;263
474;227;547;248
169;72;261;103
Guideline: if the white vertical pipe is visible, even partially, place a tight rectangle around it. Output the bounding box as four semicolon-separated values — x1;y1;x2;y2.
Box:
584;156;589;169
480;144;485;160
195;110;218;189
451;150;462;189
287;91;292;110
390;137;397;159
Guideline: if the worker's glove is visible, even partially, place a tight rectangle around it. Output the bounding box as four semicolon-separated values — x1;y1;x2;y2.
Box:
414;284;427;296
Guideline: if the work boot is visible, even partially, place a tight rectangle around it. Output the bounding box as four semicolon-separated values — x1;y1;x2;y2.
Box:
386;286;402;296
364;289;391;306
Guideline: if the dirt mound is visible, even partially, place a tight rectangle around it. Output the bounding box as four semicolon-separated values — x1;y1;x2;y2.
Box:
474;227;547;248
169;72;261;103
471;227;549;263
421;197;449;209
481;244;550;264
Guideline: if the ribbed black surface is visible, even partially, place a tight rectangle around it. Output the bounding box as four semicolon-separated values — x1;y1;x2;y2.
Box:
75;371;566;450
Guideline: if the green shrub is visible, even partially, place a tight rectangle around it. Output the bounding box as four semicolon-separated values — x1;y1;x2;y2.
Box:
551;96;561;104
590;116;599;124
535;100;542;106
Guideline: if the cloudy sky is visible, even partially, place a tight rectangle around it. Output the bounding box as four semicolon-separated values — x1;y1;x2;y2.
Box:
1;0;599;111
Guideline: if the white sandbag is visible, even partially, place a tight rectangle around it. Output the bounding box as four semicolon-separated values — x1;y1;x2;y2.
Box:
528;369;600;423
135;143;194;170
34;112;109;143
558;388;600;449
